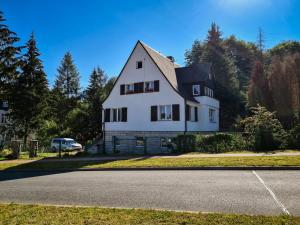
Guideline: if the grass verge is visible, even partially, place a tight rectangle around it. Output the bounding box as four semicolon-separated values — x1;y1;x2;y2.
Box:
0;156;300;170
0;203;299;225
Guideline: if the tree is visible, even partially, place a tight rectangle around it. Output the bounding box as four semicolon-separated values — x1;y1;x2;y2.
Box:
268;54;300;127
54;52;80;98
248;60;272;109
0;11;21;101
269;41;300;57
86;67;107;139
240;105;287;151
104;77;116;96
10;33;48;157
184;40;204;66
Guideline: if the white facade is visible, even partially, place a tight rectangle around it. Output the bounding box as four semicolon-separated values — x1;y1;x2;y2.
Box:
103;41;219;133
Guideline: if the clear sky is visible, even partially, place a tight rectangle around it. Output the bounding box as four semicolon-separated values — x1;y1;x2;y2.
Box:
1;0;299;88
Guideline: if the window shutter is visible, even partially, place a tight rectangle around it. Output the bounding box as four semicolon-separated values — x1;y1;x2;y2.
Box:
154;80;159;92
185;105;190;121
120;84;125;95
172;104;180;121
151;106;158;121
134;82;144;93
195;107;198;121
104;108;110;122
121;107;127;122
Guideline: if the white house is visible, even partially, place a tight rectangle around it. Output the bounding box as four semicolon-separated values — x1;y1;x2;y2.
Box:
102;41;219;154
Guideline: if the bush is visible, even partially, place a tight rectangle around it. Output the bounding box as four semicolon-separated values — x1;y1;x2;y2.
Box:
240;106;287;151
288;124;300;149
175;134;196;153
0;148;14;159
196;133;248;153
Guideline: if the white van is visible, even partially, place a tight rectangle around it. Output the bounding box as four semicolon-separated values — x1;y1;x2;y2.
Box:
50;138;82;152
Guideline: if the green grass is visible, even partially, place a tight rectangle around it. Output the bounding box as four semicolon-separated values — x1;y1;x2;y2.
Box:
0;156;300;171
0;203;299;225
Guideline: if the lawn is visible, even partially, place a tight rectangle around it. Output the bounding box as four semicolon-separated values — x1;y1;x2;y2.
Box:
0;203;299;225
0;156;300;171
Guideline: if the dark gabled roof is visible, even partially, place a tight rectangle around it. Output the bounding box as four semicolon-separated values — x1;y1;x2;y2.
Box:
175;63;211;83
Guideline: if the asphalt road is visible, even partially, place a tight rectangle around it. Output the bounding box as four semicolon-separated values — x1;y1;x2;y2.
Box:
0;170;299;216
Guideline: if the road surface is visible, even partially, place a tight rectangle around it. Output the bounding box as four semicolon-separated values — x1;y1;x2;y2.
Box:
0;170;299;215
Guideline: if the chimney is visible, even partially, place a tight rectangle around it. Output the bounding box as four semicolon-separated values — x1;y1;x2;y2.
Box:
167;56;175;63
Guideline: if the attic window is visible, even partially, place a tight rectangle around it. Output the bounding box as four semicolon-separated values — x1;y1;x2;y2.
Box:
192;85;200;96
136;61;143;69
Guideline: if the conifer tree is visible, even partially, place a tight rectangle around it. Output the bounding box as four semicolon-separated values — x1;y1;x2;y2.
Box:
54;52;80;98
0;11;21;100
10;33;48;156
86;67;107;138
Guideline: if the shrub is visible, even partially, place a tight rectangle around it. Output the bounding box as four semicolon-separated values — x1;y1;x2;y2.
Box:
196;133;248;153
240;106;287;151
175;134;196;153
0;148;14;159
288;124;300;149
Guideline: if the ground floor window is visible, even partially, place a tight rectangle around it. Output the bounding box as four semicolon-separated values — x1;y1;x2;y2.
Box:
159;105;172;120
209;108;216;122
113;136;121;146
136;136;145;147
161;137;172;148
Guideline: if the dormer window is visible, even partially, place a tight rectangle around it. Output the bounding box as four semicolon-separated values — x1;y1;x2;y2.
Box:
136;61;143;69
192;85;200;96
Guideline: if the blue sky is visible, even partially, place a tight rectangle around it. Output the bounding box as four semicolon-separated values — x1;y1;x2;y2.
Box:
1;0;299;88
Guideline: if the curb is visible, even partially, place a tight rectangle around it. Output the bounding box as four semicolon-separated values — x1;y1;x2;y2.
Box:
1;166;300;172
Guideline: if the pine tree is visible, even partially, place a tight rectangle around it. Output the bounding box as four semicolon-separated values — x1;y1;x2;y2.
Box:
10;33;48;156
86;67;107;138
0;11;21;100
54;52;80;98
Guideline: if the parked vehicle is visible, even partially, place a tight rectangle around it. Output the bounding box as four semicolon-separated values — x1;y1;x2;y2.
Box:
50;138;82;152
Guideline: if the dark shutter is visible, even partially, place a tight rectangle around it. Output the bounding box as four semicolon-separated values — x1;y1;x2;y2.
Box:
195;107;198;121
120;84;125;95
172;104;180;121
185;105;190;121
104;108;110;122
151;106;158;121
121;107;127;122
134;82;144;93
154;80;159;92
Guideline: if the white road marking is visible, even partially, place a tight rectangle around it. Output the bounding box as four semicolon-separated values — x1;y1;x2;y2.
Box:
252;170;290;215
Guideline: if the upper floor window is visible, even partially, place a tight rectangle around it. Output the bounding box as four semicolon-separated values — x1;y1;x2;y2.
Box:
136;61;143;69
145;81;154;92
209;108;216;122
204;87;214;98
159;105;172;120
126;84;134;94
192;85;200;96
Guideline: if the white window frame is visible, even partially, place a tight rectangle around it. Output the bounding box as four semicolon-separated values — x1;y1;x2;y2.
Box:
145;81;154;92
126;83;134;93
192;85;200;96
159;105;172;121
209;108;216;123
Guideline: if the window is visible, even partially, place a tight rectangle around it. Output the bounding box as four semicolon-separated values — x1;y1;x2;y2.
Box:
161;137;172;148
0;114;6;123
204;87;214;98
113;136;120;146
159;105;172;120
145;81;154;92
192;85;200;96
190;107;195;121
126;84;134;94
136;61;143;69
2;101;8;108
209;73;212;80
136;137;145;147
112;109;117;122
111;108;122;122
209;109;216;122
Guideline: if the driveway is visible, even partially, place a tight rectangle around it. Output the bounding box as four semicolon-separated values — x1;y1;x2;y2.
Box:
0;170;299;216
